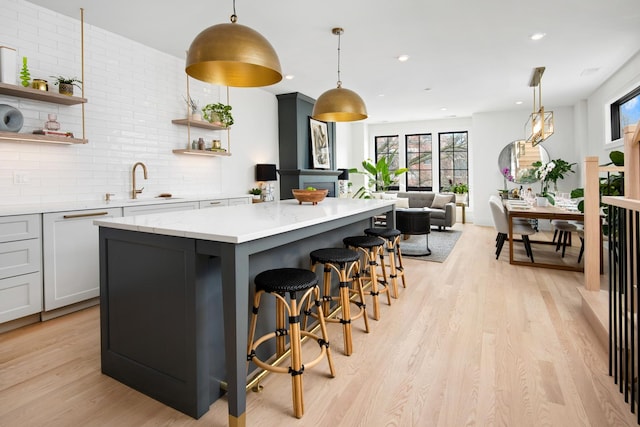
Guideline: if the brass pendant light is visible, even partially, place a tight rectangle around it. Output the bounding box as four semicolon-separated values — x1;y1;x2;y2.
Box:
185;0;282;87
524;66;554;146
312;28;368;122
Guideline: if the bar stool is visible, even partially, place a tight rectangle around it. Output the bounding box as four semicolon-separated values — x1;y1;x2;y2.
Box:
364;227;406;299
343;235;390;320
305;248;369;356
247;268;335;419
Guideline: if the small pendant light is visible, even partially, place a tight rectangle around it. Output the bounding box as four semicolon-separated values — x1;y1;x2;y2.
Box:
186;0;282;87
312;28;368;122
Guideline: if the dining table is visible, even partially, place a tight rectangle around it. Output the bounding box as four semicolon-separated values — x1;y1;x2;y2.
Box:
505;199;586;272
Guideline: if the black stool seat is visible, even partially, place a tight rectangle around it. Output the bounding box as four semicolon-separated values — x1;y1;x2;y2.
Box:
364;227;401;239
310;247;360;264
343;235;385;249
254;268;318;294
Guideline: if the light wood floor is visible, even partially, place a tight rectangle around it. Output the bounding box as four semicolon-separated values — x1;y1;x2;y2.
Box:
0;224;637;427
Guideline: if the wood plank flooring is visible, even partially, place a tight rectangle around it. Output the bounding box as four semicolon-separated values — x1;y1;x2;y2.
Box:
0;224;637;426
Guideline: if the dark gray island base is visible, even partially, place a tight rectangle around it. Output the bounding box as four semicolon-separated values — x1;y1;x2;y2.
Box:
97;199;395;426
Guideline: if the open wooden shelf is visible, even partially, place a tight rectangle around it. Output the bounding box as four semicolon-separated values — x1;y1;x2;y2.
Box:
172;149;231;157
171;118;229;130
0;131;88;145
0;82;87;105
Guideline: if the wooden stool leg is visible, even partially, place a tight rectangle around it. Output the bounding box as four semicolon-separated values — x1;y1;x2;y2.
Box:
367;248;381;320
386;242;399;298
351;262;370;334
313;287;336;377
338;265;353;356
247;291;262;368
395;237;407;289
275;297;286;357
288;295;304;418
377;248;392;298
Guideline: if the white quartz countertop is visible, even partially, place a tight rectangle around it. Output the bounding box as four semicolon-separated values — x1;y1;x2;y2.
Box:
0;194;251;216
94;198;396;244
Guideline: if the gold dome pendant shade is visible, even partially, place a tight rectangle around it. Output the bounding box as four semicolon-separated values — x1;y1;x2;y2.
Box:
186;13;282;87
313;85;368;122
312;27;367;122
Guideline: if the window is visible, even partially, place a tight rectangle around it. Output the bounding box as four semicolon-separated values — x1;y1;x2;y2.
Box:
610;84;640;141
405;133;432;190
439;131;468;191
374;135;400;190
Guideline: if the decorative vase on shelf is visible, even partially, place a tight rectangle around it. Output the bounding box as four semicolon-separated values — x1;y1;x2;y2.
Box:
44;113;60;130
190;112;202;121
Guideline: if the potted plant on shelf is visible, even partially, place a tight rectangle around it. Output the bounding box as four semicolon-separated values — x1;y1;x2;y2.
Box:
50;76;82;96
450;182;469;204
202;102;234;127
249;187;262;202
349;157;408;198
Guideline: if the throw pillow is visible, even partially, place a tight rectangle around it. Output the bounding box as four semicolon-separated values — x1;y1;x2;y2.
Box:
430;194;451;209
395;197;409;208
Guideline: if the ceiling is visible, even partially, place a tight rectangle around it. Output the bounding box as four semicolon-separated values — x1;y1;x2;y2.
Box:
27;0;640;124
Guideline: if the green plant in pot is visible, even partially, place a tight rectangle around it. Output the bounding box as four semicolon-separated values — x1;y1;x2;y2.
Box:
349;157;408;198
450;182;469;203
51;76;82;96
202;103;234;127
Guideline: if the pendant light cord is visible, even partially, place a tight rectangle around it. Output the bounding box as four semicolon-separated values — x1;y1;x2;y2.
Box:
231;0;237;23
336;30;342;88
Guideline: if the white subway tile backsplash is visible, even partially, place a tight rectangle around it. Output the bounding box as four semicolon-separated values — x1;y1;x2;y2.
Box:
1;0;280;206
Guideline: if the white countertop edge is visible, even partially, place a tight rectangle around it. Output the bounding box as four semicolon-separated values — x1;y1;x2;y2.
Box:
94;198;397;244
0;194;252;216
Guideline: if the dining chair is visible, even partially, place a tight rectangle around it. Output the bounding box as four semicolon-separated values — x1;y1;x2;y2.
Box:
489;198;536;262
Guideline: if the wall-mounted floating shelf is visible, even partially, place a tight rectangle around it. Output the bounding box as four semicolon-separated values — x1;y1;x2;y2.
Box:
0;131;88;145
171;118;229;131
172;149;231;157
0;82;87;106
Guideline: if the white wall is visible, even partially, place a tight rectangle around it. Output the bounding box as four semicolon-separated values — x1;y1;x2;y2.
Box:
471;106;577;226
586;50;640;160
0;0;279;205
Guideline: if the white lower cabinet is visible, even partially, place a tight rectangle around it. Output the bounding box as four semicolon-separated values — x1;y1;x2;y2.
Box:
43;208;122;311
0;214;42;323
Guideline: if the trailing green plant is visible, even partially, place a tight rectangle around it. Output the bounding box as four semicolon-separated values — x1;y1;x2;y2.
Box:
50;76;83;89
202;102;234;127
349;157;409;198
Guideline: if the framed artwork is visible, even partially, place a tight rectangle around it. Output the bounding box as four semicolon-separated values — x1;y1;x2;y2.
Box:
310;117;330;169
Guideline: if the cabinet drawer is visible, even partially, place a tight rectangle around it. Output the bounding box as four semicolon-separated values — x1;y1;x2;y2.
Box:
0;239;41;280
0;214;40;243
123;201;199;216
199;199;229;209
228;197;250;206
0;271;42;323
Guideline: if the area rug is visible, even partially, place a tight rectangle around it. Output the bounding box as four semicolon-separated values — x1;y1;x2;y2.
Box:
399;230;462;263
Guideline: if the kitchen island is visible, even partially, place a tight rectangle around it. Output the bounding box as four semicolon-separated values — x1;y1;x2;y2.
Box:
95;197;396;426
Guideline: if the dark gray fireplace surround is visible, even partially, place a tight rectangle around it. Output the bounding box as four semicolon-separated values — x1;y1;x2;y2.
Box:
276;92;341;199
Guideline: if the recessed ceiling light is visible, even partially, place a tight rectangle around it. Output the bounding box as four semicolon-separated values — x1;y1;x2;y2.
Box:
378;94;385;97
284;74;295;80
530;32;546;41
515;101;523;105
397;54;410;62
440;107;447;111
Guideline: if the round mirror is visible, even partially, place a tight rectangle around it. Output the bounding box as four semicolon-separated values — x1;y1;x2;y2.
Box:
498;140;549;184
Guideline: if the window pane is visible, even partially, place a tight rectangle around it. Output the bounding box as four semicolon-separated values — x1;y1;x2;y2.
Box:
404;133;432;190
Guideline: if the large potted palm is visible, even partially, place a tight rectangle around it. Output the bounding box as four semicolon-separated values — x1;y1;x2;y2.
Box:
349;157;408;198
